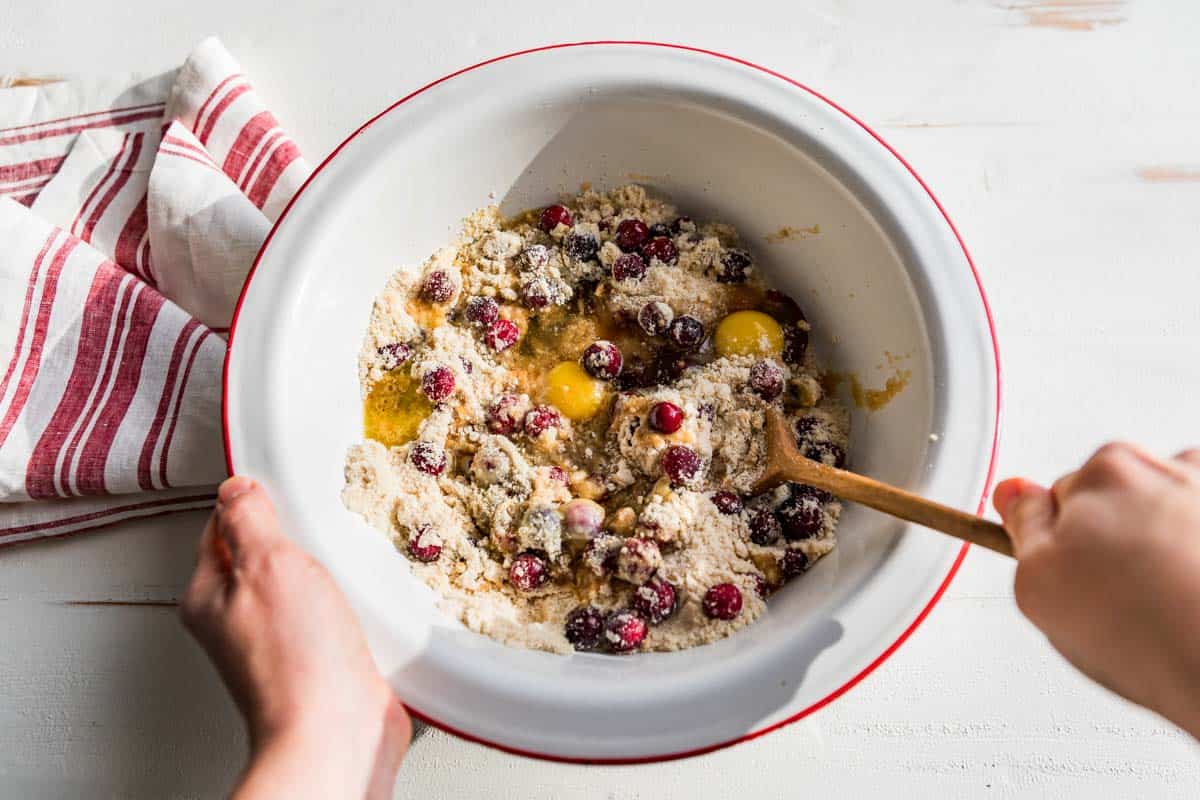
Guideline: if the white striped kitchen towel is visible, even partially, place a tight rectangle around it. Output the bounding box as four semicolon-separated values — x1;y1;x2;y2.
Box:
0;37;310;545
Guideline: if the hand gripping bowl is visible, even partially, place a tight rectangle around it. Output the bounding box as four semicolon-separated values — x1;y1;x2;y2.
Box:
224;42;1000;763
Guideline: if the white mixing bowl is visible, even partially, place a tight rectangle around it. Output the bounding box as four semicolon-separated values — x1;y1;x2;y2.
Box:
223;42;1000;763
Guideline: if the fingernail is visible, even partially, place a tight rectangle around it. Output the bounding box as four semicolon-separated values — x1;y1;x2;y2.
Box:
992;478;1027;516
218;475;256;508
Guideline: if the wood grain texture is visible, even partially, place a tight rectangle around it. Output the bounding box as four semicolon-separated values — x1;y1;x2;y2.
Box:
2;0;1199;796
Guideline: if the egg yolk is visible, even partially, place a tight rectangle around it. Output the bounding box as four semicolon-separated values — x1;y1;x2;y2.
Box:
714;310;784;358
363;371;433;447
543;361;607;421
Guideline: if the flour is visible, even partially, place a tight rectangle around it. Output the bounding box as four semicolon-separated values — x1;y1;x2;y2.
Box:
342;184;851;655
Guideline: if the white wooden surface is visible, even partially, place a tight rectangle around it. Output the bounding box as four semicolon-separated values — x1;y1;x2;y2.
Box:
4;1;1200;796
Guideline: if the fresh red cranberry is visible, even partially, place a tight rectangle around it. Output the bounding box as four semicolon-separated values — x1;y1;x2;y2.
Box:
782;326;809;365
667;315;705;351
633;577;677;624
637;302;673;336
794;415;819;443
464;296;499;326
754;574;770;598
509;553;549;592
776;491;824;540
670;216;693;234
717;249;752;283
648;401;684;434
792;482;834;505
611;252;647;282
581;340;623;380
640;236;678;265
647;222;671;238
376;342;411;370
661;444;702;485
539;204;573;232
604;609;648;652
487;394;525;435
521;244;551;268
584;534;622;575
702;583;743;620
407;525;442;562
614;356;657;391
804;441;846;469
548;465;569;485
421;366;455;402
564;231;599;261
749;508;781;544
711;491;743;515
564;606;605;651
410;442;447;476
749;360;784;401
780;549;810;580
520;278;553;309
420;270;455;303
484;318;520;352
524;405;561;437
615;218;650;251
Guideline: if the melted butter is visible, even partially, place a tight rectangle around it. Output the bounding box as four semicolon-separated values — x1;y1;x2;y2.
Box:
822;367;912;411
363;370;432;447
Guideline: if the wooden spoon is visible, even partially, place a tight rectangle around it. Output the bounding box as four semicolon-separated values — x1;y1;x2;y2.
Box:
756;409;1013;557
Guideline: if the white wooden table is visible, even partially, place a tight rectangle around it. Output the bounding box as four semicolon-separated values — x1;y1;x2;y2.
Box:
4;1;1200;796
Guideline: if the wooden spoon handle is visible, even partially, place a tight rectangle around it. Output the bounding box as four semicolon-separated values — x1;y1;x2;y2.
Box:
779;460;1014;558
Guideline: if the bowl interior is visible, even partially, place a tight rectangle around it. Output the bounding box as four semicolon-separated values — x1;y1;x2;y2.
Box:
225;44;996;760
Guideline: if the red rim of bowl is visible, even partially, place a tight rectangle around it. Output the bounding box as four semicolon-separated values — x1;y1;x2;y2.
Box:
222;40;1003;765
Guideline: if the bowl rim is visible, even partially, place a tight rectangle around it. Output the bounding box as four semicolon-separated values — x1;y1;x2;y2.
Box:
222;40;1002;765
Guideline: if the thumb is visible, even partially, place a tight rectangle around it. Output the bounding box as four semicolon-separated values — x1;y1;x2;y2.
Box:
214;476;285;562
992;477;1055;556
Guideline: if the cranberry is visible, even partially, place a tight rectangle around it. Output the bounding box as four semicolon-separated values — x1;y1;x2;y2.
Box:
617;537;663;584
406;525;442;562
776;492;824;540
615;356;658;391
667;315;705;351
749;508;781;545
792;482;834;505
794;415;819;443
376;342;411;370
640;236;678;265
464;296;499;327
611;252;647;282
539;204;573;232
563;498;604;538
780;549;810;580
484;318;520;352
749;360;784;401
633;577;677;624
702;583;743;620
655;355;689;385
410;442;447;476
549;465;569;485
638;301;674;336
754;574;770;598
604;609;648;653
584;534;622;575
615;218;650;251
509;553;549;592
564;606;605;651
717;249;752;283
564;231;599;261
520;277;553;309
647;222;671;238
782;326;809;365
420;270;455;303
670;216;693;234
524;405;561;437
804;441;846;469
581;340;623;380
487;394;525;435
660;445;702;485
521;244;551;268
648;401;684;434
421;366;455;402
711;491;743;515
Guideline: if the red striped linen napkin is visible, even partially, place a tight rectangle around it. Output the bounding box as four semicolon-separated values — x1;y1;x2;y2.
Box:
0;38;309;545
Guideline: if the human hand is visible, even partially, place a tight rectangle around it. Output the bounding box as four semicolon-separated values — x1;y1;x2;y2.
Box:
181;476;410;800
994;444;1200;738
